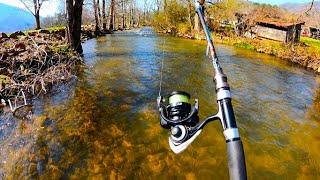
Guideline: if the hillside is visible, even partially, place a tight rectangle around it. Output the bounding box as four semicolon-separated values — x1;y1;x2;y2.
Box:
280;1;320;13
280;1;320;27
0;3;35;33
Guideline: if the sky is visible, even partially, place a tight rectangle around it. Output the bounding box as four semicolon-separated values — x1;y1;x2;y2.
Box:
0;0;59;17
0;0;317;17
251;0;315;5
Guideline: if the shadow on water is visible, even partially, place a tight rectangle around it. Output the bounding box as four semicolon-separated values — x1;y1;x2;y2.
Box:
0;30;320;179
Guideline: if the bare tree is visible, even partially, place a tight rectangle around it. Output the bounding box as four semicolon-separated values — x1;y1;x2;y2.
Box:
102;0;107;30
290;0;315;44
93;0;100;33
19;0;49;29
109;0;115;31
66;0;84;54
187;0;194;30
97;0;102;26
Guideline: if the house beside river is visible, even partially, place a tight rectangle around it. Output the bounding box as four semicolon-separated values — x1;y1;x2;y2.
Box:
255;19;305;43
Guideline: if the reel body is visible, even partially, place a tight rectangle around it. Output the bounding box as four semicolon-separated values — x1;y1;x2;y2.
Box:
158;91;205;153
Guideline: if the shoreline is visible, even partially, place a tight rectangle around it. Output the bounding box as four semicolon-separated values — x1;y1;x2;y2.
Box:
171;31;320;74
0;26;103;113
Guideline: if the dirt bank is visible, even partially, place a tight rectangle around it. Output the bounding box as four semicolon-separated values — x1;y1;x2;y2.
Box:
0;29;84;110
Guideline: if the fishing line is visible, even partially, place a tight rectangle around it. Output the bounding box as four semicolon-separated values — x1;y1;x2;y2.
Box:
158;38;165;97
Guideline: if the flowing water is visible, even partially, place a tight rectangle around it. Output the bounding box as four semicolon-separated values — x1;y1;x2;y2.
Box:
0;29;320;179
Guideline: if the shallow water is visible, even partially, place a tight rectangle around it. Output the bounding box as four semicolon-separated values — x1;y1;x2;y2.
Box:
1;30;320;179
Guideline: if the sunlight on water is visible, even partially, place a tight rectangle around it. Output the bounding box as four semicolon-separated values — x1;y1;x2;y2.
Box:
0;29;319;179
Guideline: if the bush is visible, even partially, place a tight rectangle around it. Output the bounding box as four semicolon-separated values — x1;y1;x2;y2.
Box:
151;0;189;34
177;23;190;35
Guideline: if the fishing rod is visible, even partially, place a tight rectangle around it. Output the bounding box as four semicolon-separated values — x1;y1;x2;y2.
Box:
157;0;247;179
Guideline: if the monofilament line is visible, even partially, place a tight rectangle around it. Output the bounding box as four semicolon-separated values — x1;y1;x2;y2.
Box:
158;38;165;97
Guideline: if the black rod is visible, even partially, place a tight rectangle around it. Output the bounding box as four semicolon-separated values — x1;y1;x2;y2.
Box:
194;1;247;179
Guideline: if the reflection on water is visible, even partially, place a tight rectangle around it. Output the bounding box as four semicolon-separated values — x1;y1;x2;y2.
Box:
0;30;320;179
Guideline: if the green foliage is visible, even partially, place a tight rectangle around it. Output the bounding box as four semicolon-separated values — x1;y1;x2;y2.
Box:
46;26;65;32
52;45;73;55
177;23;190;35
234;41;256;50
166;0;188;26
151;0;190;34
0;75;10;91
301;37;320;52
151;12;167;31
208;0;241;22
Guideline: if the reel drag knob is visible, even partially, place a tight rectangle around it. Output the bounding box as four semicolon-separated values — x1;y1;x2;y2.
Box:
170;125;187;142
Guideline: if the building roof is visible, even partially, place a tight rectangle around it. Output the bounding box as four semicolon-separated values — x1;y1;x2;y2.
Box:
256;18;305;30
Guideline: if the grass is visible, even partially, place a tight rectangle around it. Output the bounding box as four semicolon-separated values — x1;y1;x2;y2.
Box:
5;26;66;36
301;37;320;51
23;26;66;35
234;41;256;50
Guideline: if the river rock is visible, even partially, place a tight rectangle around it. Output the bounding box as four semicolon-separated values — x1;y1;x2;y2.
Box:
9;31;25;39
39;29;51;34
0;32;8;39
14;42;26;50
28;31;37;36
53;29;66;37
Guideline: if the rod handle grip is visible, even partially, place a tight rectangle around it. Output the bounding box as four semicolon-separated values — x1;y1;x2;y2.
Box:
226;139;247;180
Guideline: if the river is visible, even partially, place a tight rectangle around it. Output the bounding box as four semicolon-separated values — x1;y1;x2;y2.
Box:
0;29;320;179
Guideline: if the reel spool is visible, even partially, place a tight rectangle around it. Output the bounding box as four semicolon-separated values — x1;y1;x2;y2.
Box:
158;91;199;129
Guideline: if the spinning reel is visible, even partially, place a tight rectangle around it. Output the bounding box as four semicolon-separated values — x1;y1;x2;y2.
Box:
157;91;218;153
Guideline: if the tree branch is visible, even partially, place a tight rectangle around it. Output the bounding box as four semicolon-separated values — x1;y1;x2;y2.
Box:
305;0;315;16
18;0;36;16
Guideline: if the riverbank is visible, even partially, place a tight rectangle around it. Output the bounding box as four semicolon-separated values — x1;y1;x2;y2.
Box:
0;25;105;112
0;30;82;105
173;31;320;73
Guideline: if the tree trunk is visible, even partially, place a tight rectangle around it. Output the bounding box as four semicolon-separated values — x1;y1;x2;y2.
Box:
129;3;134;27
97;0;102;26
34;0;41;29
102;0;106;30
66;0;84;54
122;0;125;29
187;0;193;31
108;0;115;31
194;13;202;38
35;11;41;29
93;0;100;33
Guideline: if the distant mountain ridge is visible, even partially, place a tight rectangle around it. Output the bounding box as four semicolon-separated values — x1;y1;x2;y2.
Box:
280;1;320;27
280;1;320;13
0;3;35;33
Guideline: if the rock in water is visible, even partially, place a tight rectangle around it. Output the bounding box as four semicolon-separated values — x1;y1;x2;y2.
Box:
9;31;25;39
0;32;8;39
39;29;50;34
27;31;37;36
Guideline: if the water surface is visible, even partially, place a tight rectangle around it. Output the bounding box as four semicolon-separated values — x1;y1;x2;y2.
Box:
1;30;320;179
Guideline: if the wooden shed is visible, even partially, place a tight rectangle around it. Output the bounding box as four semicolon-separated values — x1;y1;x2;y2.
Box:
255;19;305;43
